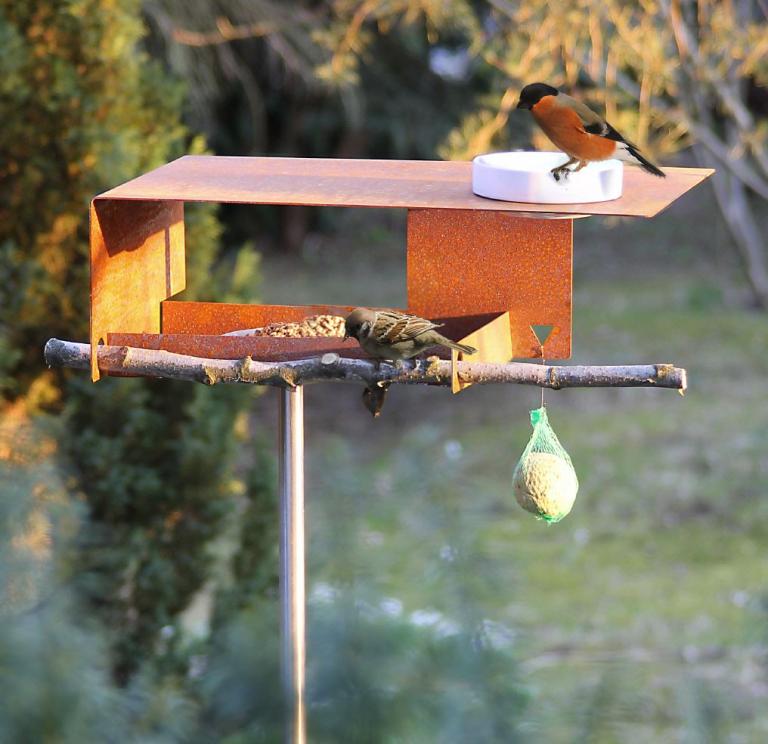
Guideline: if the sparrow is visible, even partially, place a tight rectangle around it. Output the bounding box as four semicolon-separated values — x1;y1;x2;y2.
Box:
344;308;476;363
516;82;665;181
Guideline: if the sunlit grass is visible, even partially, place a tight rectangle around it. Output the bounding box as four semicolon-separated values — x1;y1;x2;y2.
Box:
252;199;768;739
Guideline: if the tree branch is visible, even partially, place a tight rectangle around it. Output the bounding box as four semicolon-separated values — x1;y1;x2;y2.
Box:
44;339;688;392
586;52;768;200
171;18;274;47
697;144;768;308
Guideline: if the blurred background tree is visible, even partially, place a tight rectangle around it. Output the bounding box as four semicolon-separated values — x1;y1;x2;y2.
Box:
142;0;480;251
0;0;276;689
157;0;768;306
337;0;768;307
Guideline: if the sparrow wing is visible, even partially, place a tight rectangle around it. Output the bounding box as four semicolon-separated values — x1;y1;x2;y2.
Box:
373;311;442;344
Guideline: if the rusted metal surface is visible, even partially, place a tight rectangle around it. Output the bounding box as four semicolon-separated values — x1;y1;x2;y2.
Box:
407;210;571;359
90;199;184;380
89;156;715;382
108;332;363;362
96;155;714;219
161;301;357;335
108;311;508;365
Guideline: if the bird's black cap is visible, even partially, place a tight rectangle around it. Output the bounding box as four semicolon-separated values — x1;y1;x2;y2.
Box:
517;82;559;110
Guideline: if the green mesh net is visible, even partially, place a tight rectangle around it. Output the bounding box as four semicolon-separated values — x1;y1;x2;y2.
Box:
513;406;579;523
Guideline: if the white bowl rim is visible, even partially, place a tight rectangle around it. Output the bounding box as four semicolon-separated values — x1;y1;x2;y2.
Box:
473;150;622;173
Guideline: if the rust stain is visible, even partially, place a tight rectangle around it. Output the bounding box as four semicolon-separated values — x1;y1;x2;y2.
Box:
162;301;358;335
109;332;363;363
108;312;508;365
407;209;571;359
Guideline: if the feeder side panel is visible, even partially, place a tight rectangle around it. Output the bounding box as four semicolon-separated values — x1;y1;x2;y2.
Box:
90;199;185;380
451;312;514;393
406;209;572;359
161;301;360;335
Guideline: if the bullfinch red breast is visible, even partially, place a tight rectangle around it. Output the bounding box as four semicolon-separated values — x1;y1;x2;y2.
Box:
516;82;665;181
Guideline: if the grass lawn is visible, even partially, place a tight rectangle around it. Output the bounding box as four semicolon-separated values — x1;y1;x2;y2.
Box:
249;192;768;741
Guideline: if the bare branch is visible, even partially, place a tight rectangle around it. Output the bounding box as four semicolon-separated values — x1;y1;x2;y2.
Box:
598;63;768;199
696;144;768;308
665;0;768;178
172;17;274;47
44;339;687;392
329;0;377;78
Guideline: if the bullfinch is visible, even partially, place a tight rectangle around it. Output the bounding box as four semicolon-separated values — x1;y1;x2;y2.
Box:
516;82;665;181
344;308;476;363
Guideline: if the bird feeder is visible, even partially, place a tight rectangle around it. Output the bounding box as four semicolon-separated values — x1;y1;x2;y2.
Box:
89;157;711;387
75;155;713;743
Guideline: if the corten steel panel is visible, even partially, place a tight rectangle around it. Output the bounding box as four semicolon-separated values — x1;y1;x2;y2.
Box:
90;199;185;380
110;312;506;363
97;155;714;218
108;333;364;362
162;301;359;335
407;209;571;359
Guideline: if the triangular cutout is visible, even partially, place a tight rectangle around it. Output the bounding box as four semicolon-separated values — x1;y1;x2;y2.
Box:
531;324;554;347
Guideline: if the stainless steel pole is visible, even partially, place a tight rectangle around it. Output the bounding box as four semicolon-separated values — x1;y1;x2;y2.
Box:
278;385;306;744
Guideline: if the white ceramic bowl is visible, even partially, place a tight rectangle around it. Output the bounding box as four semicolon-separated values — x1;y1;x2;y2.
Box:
472;151;623;204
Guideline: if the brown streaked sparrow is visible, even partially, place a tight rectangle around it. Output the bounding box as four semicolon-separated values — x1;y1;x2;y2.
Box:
344;308;476;363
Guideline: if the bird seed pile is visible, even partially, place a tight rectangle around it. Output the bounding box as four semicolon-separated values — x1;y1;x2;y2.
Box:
224;315;346;338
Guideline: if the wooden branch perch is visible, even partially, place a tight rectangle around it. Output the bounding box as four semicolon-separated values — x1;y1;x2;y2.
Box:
44;339;688;392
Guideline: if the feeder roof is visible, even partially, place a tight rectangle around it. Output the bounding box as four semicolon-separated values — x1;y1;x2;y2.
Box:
97;155;713;219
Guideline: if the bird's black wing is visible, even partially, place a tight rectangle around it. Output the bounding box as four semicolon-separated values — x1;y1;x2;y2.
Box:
584;120;639;150
563;93;665;177
559;93;637;147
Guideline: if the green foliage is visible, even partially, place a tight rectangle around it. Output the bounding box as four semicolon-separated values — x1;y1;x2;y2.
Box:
151;0;477;159
196;598;528;743
314;0;480;89
196;603;284;743
0;0;272;684
212;437;279;625
0;440;198;744
0;601;125;744
63;378;252;680
307;604;528;743
0;1;182;393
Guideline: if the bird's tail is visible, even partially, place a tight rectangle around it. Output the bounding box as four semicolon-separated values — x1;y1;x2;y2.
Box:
443;339;477;355
615;143;665;177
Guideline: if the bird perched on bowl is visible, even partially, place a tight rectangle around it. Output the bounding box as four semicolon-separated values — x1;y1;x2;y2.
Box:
516;82;665;181
344;308;476;364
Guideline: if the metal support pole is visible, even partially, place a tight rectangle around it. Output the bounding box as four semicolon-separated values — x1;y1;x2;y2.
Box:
278;386;306;744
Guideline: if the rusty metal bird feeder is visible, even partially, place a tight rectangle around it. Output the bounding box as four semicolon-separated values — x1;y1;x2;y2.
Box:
73;155;714;743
